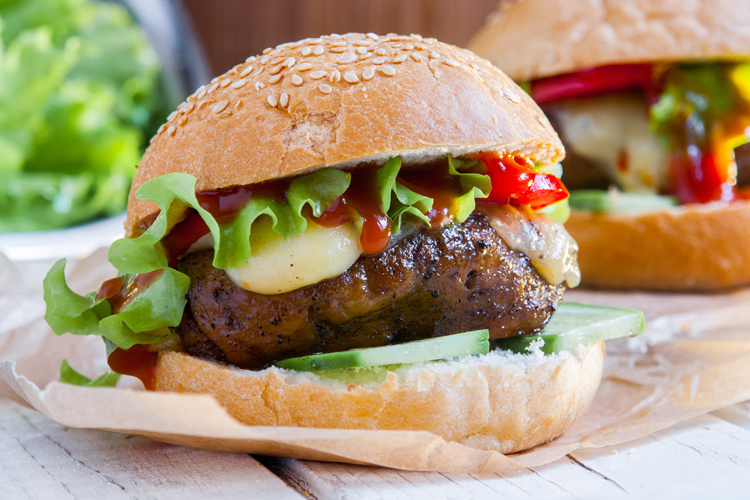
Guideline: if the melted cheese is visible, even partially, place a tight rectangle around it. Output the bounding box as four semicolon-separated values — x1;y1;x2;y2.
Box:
477;205;581;287
552;93;670;194
224;218;361;295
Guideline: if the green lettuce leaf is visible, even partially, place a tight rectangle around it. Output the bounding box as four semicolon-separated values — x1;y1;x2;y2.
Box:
43;258;188;350
0;0;172;232
59;359;120;388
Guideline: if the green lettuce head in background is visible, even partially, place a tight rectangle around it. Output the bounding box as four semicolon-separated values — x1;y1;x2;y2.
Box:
0;0;174;232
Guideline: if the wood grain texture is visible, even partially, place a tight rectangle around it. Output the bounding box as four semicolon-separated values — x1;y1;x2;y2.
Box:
0;398;302;500
180;0;500;75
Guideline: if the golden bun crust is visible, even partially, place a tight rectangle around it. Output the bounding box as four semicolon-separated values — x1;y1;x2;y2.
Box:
126;33;564;236
155;343;604;454
469;0;750;81
566;201;750;291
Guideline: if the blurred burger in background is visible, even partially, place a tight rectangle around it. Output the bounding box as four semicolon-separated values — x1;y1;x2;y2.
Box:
470;0;750;291
0;0;208;234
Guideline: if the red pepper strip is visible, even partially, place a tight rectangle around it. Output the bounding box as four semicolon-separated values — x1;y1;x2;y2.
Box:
531;64;657;104
479;156;569;210
108;344;159;391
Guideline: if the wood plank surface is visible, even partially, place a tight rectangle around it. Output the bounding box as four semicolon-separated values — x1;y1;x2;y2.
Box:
180;0;500;75
5;394;750;499
0;398;302;500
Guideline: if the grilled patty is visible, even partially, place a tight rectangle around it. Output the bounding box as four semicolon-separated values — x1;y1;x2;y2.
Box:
175;212;565;370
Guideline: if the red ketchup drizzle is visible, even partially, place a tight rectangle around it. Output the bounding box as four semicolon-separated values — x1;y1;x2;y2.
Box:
108;344;159;391
161;214;210;266
97;270;163;391
314;166;392;254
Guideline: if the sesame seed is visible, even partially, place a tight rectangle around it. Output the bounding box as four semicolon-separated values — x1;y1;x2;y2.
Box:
240;66;254;78
208;82;220;94
269;73;283;84
296;62;313;72
268;65;282;75
354;40;371;46
158;124;166;134
492;115;498;124
307;38;322;45
430;51;440;59
255;81;265;91
330;70;341;83
356;47;368;55
289;41;301;49
404;43;414;50
167;111;177;122
260;55;271;64
267;94;278;107
213;100;229;113
301;47;311;56
211;76;220;84
330;46;347;53
344;71;360;83
470;63;480;70
338;54;356;64
291;74;303;86
444;59;459;68
182;103;195;113
196;87;207;99
310;70;327;80
150;135;156;143
235;99;244;110
392;43;403;48
367;33;380;40
231;79;248;89
179;116;187;126
262;47;272;54
280;93;289;108
411;53;423;62
197;100;208;110
362;67;375;80
393;54;407;63
246;56;257;63
506;90;521;103
283;57;296;68
415;44;425;51
375;48;386;56
372;57;387;65
319;83;333;94
220;79;232;88
314;46;325;56
252;66;265;77
381;65;396;76
411;34;423;41
359;52;372;59
331;40;347;47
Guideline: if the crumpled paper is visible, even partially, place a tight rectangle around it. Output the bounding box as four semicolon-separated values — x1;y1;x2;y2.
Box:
2;250;750;473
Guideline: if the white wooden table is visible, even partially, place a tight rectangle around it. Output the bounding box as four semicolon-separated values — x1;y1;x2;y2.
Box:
3;396;750;499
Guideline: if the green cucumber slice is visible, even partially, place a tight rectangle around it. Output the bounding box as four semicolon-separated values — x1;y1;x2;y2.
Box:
275;329;490;372
494;302;644;355
569;189;678;214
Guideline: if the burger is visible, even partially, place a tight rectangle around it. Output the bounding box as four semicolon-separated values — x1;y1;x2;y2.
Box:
469;0;750;291
43;33;641;454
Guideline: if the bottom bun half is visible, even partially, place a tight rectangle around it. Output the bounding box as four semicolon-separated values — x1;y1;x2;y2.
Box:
155;342;604;454
566;200;750;291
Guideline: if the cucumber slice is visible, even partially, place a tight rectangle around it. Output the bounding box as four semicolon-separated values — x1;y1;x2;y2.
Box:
275;329;489;372
569;189;678;214
494;302;644;355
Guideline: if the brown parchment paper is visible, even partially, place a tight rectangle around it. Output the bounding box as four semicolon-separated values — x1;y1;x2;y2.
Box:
2;250;750;473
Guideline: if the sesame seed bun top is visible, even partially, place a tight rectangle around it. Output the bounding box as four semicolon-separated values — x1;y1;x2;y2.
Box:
126;33;564;237
469;0;750;82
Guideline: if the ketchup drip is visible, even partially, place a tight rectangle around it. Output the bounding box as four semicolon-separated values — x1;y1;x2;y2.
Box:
161;214;210;266
314;165;392;254
108;344;159;391
195;179;288;224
